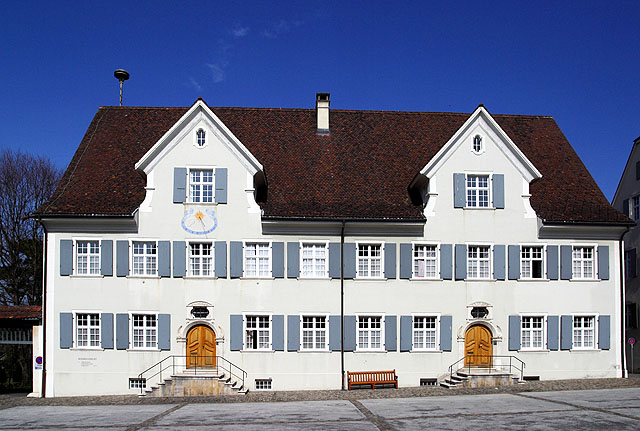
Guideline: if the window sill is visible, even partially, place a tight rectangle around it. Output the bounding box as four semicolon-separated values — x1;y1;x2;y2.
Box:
241;277;275;280
569;278;599;282
518;349;550;353
185;202;218;206
241;349;275;353
465;278;496;282
70;275;104;279
298;276;330;280
518;278;549;282
411;349;442;353
127;275;160;279
355;349;386;353
411;277;442;281
354;278;386;282
570;348;600;352
70;347;104;351
184;276;218;280
462;207;496;211
299;349;330;353
128;348;160;352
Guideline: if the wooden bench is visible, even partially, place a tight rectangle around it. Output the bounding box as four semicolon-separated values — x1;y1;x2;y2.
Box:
347;370;398;390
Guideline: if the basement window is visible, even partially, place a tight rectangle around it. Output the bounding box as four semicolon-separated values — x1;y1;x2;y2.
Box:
129;378;146;389
255;379;272;390
420;378;437;386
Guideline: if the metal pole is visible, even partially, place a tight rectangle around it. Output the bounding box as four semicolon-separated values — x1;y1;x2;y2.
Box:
340;221;345;390
119;81;123;106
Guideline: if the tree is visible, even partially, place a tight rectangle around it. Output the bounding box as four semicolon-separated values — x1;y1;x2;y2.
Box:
0;149;61;305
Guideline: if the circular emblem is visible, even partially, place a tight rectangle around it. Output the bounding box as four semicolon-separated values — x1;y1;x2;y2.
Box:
181;208;218;235
629;337;636;345
35;356;43;365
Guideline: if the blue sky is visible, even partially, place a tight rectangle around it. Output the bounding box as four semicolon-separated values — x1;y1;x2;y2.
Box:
1;1;639;200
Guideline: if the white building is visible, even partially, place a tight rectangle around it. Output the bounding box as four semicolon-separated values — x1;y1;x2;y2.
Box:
34;95;631;396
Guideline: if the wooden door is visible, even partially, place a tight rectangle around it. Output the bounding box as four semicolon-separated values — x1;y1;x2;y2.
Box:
187;325;216;368
464;325;492;367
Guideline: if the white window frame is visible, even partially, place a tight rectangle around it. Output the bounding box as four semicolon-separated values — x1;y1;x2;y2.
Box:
73;311;101;349
187;241;214;277
520;244;546;280
130;240;158;277
299;314;329;351
411;242;440;280
243;241;272;278
472;134;484;154
571;244;597;280
356;314;385;352
411;314;440;351
195;128;207;148
465;173;492;208
631;195;640;221
520;314;547;351
129;312;159;351
243;313;272;351
73;238;101;276
571;314;598;350
187;167;215;204
466;244;492;280
299;241;329;279
355;242;385;280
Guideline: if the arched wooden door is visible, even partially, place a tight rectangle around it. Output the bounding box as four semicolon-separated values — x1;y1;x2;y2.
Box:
464;325;492;367
187;325;216;368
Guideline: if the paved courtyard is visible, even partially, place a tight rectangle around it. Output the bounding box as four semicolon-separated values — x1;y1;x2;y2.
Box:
1;387;639;430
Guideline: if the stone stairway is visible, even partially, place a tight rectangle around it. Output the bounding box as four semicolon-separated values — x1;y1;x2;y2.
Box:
440;367;524;388
141;370;248;397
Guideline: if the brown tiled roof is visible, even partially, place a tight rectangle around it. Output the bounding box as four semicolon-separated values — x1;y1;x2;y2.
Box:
0;305;42;320
35;105;630;225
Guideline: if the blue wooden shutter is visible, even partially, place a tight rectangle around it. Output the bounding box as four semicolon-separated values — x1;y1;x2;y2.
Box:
287;315;300;351
116;240;129;277
455;244;466;280
173;167;187;203
547;246;559;280
399;243;412;279
440;244;452;280
230;242;243;278
440;316;452;351
599;315;610;350
385;316;397;351
214;241;227;278
230;315;243;350
560;315;572;350
172;241;186;277
453;173;466;208
287;242;299;278
272;315;284;351
343;316;356;351
101;240;113;276
60;240;73;276
384;243;396;279
215;167;228;204
400;316;412;352
493;174;505;209
158;241;171;277
598;246;609;280
329;315;341;351
60;313;73;348
343;243;356;279
116;313;129;349
623;198;630;216
508;315;521;351
272;242;284;278
508;245;520;280
547;315;559;350
328;243;341;279
494;245;505;280
560;245;572;280
158;314;171;350
101;313;114;349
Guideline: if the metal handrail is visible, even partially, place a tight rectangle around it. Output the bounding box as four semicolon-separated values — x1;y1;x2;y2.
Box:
447;355;526;383
136;355;247;395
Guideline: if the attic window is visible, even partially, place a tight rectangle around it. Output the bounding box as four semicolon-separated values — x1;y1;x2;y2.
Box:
473;135;483;153
196;129;206;147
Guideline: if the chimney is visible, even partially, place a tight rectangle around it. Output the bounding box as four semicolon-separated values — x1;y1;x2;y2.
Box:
316;93;330;134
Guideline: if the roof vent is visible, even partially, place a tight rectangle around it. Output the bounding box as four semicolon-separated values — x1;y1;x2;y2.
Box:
114;69;130;106
316;93;330;135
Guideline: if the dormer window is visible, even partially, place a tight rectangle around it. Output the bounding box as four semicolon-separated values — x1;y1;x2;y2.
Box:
196;129;206;147
473;135;483;153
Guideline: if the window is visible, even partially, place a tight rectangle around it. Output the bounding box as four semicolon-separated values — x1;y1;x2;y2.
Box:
76;240;100;275
132;314;157;349
189;242;213;277
255;379;272;390
76;313;100;348
632;195;640;221
357;316;383;351
357;243;383;279
132;241;157;276
301;316;327;350
466;175;489;207
300;243;328;278
196;129;206;147
625;249;637;278
413;316;438;350
413;244;438;279
573;316;596;349
129;378;146;389
473;135;483;153
521;246;544;279
626;303;638;329
189;169;214;203
467;245;491;279
245;243;271;277
521;316;545;350
572;246;595;279
245;315;270;350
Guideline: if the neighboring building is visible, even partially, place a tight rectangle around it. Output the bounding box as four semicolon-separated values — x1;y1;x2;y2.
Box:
34;95;631;397
0;306;42;392
612;135;640;373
